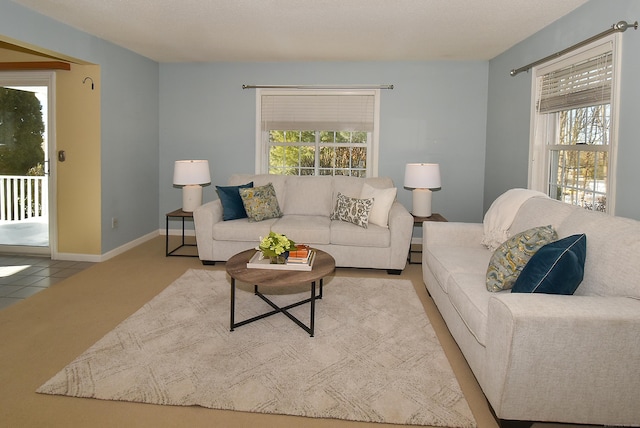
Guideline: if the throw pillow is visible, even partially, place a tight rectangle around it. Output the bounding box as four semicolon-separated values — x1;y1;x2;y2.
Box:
239;182;283;222
486;225;557;292
216;182;253;221
512;234;587;295
330;192;374;228
360;183;397;228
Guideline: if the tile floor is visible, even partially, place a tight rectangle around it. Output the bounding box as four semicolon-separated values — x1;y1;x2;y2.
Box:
0;254;94;311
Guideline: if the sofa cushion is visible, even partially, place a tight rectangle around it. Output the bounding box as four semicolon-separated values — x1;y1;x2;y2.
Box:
212;217;276;241
330;192;373;228
330;220;390;247
271;215;331;245
230;174;287;211
512;234;587;295
333;176;393;200
282;176;333;216
447;271;493;346
509;197;577;237
216;182;253;221
557;209;640;299
360;183;396;228
239;182;283;222
486;225;557;292
426;246;491;295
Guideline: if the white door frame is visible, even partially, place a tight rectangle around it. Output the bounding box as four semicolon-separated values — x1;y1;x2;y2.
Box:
0;71;57;256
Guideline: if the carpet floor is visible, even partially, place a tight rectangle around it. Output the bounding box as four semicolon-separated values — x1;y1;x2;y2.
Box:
37;269;476;427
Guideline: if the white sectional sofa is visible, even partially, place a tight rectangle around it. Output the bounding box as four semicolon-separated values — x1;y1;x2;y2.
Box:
194;174;413;273
422;191;640;426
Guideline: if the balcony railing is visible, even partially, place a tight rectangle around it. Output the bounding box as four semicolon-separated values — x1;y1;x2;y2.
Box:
0;175;48;221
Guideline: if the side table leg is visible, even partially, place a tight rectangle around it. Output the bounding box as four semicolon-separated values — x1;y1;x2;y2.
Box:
310;281;316;337
165;215;170;256
181;216;186;246
230;278;236;331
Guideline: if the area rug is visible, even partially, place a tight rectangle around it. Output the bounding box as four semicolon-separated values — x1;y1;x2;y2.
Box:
37;269;476;427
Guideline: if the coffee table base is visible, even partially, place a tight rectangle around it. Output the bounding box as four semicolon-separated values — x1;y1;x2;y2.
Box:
230;279;323;337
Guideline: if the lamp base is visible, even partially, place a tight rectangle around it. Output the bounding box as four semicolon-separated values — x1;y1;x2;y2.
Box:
182;185;203;212
411;188;433;217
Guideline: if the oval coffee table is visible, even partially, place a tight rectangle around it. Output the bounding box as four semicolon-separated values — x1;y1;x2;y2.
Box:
225;249;335;337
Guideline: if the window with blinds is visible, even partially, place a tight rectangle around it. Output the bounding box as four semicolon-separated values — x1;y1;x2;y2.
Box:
537;51;612;113
256;90;380;177
529;36;619;214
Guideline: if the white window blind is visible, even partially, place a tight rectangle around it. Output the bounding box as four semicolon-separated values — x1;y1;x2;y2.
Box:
537;51;613;113
261;94;375;132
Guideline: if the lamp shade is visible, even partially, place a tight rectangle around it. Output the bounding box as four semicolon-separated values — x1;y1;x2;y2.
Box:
404;163;441;189
173;160;211;186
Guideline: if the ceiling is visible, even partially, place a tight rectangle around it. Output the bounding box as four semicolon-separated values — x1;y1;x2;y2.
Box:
11;0;589;63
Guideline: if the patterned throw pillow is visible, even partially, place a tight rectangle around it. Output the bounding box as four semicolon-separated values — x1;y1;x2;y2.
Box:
239;182;283;222
330;192;374;228
486;225;557;292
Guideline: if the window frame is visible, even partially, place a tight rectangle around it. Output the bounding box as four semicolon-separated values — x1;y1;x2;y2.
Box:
254;89;380;177
528;34;621;214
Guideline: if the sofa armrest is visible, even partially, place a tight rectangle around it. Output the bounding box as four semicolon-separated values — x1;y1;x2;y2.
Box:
484;293;640;424
423;222;484;248
388;200;412;230
387;201;414;270
193;200;223;261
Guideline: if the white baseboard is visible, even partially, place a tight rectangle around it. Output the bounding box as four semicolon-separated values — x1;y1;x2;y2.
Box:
53;252;102;262
160;229;196;237
54;230;160;262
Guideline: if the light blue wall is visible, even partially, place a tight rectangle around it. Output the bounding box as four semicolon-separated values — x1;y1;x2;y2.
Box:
0;0;160;253
159;61;489;227
485;0;640;220
7;0;637;254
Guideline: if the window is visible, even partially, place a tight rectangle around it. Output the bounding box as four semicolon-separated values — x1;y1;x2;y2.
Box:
255;90;380;177
529;35;620;213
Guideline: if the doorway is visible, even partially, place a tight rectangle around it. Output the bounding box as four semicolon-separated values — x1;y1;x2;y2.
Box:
0;72;55;255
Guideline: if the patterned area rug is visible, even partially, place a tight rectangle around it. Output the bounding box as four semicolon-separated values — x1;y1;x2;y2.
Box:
37;269;476;427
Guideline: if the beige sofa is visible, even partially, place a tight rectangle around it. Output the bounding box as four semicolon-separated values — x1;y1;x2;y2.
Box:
194;174;413;273
422;192;640;426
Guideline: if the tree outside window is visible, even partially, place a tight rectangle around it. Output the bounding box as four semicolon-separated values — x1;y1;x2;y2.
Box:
0;87;45;175
268;130;368;177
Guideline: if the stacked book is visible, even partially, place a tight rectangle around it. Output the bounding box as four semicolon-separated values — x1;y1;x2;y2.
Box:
287;245;315;265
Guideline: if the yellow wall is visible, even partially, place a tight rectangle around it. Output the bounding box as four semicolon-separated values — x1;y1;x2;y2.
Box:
1;46;102;255
55;65;101;254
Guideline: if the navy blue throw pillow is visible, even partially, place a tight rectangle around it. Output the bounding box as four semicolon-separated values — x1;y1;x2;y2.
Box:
216;182;253;221
512;234;587;295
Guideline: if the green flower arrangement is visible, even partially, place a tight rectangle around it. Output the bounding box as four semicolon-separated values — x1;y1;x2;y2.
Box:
257;231;296;258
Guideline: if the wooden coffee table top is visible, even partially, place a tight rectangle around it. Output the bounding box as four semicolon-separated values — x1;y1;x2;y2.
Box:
226;249;335;287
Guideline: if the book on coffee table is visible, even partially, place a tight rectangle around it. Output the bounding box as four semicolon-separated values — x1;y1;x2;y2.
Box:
287;247;313;264
246;250;316;271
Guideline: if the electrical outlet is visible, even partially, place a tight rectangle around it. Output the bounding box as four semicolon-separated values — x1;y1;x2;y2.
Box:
111;217;118;229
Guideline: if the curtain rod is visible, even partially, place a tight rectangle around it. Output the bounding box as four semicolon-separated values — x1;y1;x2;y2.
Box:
242;84;393;90
510;20;638;77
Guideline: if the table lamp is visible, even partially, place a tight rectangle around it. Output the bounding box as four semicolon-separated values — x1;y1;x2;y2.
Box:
173;160;211;212
404;163;441;217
